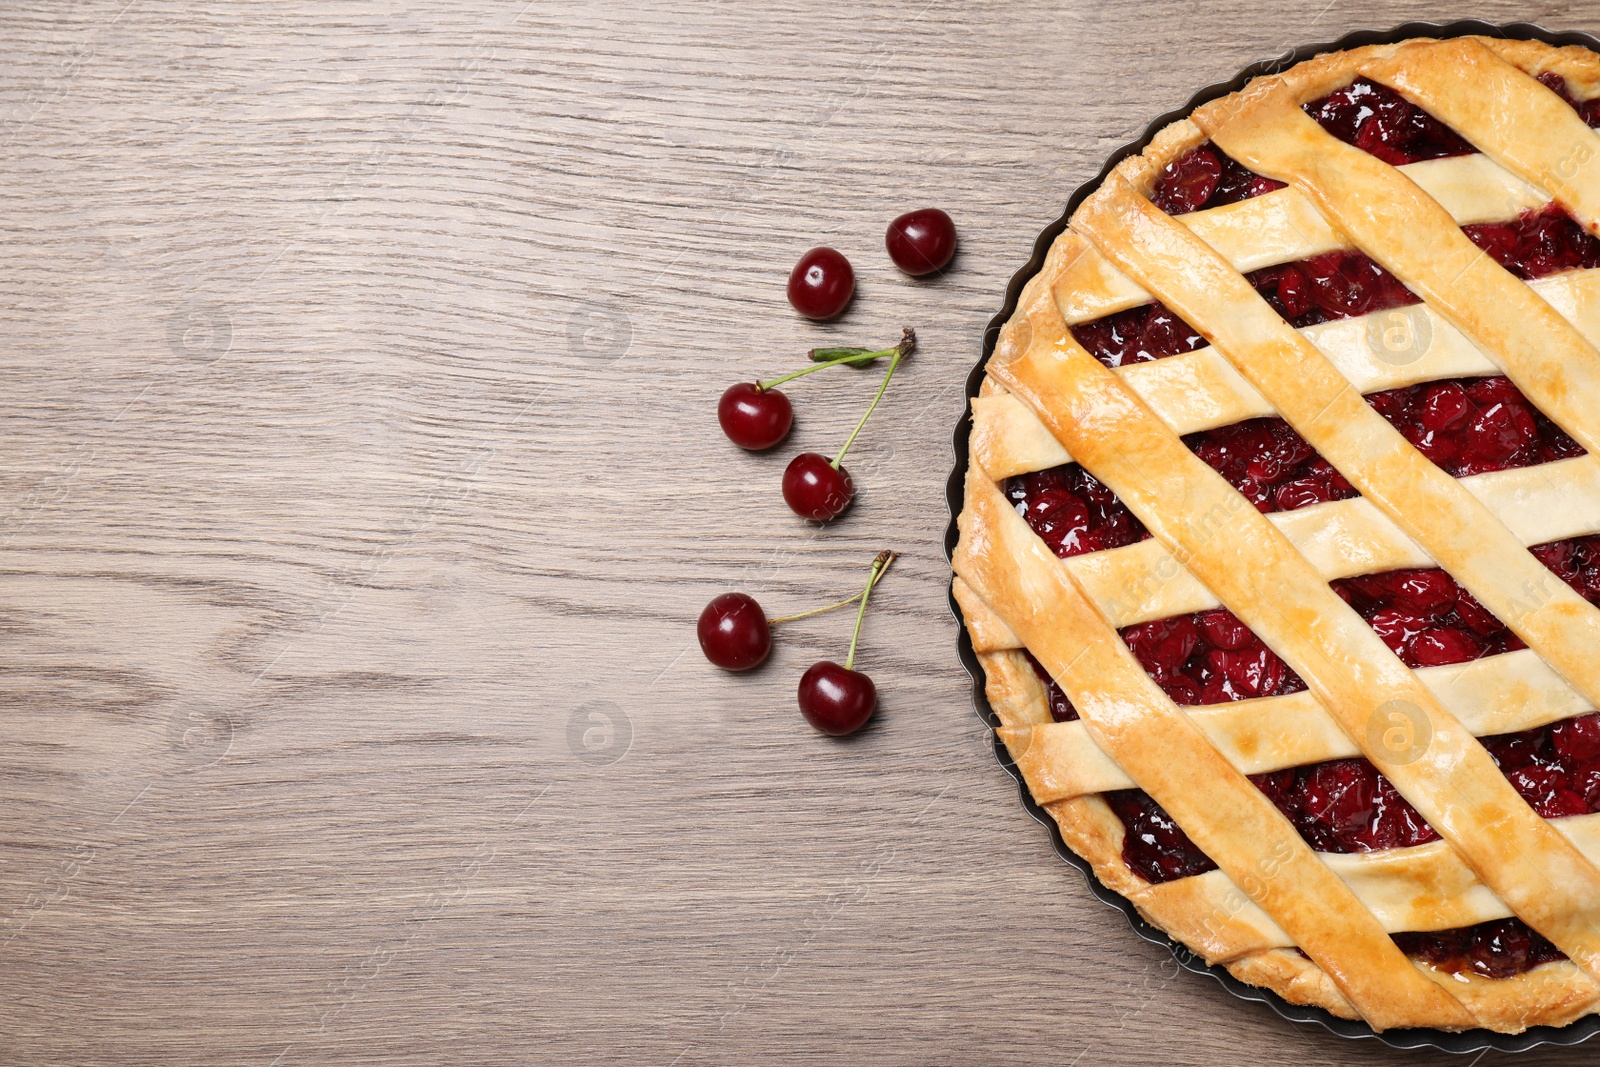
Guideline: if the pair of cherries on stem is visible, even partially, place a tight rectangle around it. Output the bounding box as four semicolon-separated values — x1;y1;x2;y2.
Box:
718;328;915;522
698;551;895;735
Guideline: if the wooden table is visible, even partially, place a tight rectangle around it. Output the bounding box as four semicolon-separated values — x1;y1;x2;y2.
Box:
2;2;1596;1063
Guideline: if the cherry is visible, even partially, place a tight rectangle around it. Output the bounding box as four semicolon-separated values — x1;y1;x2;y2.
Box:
1552;714;1600;763
787;247;854;320
780;328;914;522
718;382;793;450
1106;789;1217;882
698;551;897;673
798;662;877;735
796;551;896;736
1463;204;1600;280
1304;78;1472;166
697;592;772;671
1151;143;1285;215
1070;300;1205;367
783;452;855;520
885;208;957;276
1152;144;1221;215
1003;464;1147;558
1123;615;1199;682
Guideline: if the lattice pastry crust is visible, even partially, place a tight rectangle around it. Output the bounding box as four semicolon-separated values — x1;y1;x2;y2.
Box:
953;36;1600;1033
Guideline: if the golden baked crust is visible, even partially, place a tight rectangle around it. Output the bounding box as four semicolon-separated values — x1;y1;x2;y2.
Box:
954;35;1600;1033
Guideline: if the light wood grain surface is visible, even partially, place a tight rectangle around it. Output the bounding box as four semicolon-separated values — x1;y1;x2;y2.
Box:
2;2;1596;1063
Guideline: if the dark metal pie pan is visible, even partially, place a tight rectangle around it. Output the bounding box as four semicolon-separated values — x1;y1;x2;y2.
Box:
942;18;1600;1054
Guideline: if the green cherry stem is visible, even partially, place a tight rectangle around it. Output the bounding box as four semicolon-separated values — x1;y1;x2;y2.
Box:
831;327;914;471
768;550;898;626
844;550;896;671
757;349;883;392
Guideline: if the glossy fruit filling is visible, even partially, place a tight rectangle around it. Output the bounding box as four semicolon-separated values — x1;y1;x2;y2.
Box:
1304;77;1475;166
1394;918;1566;981
1072;211;1600;370
1331;564;1524;667
1184;417;1356;514
1536;71;1600;127
1246;250;1417;329
1463;203;1600;280
1003;464;1149;559
1151;142;1286;215
1068;252;1418;367
1366;375;1584;477
1120;610;1306;706
1025;651;1078;723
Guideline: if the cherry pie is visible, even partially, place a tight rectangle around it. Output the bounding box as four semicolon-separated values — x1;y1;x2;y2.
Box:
953;36;1600;1033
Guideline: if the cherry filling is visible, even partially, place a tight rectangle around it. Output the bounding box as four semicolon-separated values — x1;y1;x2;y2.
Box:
1121;610;1306;707
1247;251;1418;328
1366;375;1583;477
1071;253;1417;369
1186;417;1356;513
1024;651;1078;722
1151;142;1286;215
1463;204;1600;280
1008;379;1580;562
1395;919;1566;980
1536;71;1600;128
1068;301;1207;368
1251;759;1439;853
1333;565;1523;667
1106;789;1218;881
1304;78;1474;166
1072;215;1599;369
1003;464;1149;559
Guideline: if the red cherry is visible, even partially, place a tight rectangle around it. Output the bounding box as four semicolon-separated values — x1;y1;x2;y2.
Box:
1198;608;1253;651
697;592;771;671
885;208;957;276
787;247;854;320
1574;759;1600;809
718;382;793;450
1151;144;1222;215
1389;568;1459;618
1123;615;1199;681
783;452;854;521
1298;759;1378;845
798;661;876;735
1406;625;1483;667
1552;714;1600;763
1484;729;1544;771
1507;764;1589;818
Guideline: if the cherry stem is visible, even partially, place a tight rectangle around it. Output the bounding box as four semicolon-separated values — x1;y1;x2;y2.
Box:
757;349;885;392
769;550;898;626
845;550;896;671
831;328;914;471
